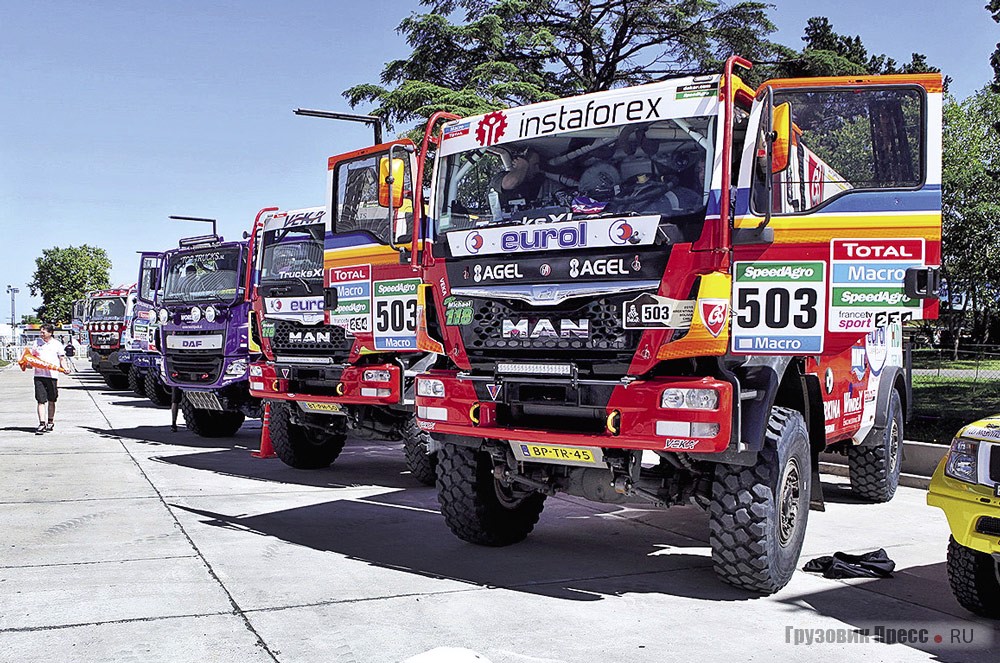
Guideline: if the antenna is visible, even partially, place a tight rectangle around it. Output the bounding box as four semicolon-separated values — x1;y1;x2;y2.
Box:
293;108;383;145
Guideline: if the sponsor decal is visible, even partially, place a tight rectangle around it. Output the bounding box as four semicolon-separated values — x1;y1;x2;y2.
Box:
963;425;1000;441
539;263;551;276
664;439;699;450
568;256;635;278
288;330;333;344
417;420;436;431
516;96;663;139
442;122;470;141
373;278;419;350
851;345;866;380
266;297;324;315
829;238;925;332
486;383;502;401
473;263;524;282
261;321;275;338
443;297;474;326
823;399;841;421
824;368;834;394
700;299;729;338
502;318;590;339
282;368;290;378
281;209;325;228
327;264;372;334
623;293;695;330
675;82;718;99
447;215;660;257
865;326;888;376
475;111;507;146
732;261;825;354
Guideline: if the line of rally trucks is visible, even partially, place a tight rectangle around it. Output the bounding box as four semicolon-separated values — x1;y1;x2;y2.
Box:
81;58;949;596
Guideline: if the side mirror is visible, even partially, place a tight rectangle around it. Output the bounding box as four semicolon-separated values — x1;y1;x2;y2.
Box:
771;102;792;174
378;156;406;208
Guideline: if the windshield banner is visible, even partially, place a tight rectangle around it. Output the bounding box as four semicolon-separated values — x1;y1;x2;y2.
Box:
446;215;661;257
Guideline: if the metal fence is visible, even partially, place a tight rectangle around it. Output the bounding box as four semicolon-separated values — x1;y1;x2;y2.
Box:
0;344;26;363
909;344;1000;443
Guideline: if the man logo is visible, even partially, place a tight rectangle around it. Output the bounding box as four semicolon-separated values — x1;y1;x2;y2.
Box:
502;319;589;339
288;331;332;343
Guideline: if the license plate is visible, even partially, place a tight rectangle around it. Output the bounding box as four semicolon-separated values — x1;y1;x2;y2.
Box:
299;401;344;414
512;442;604;467
995;484;1000;498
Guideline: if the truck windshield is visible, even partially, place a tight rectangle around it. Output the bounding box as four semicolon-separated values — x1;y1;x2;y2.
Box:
88;298;126;320
162;246;243;303
260;225;324;292
434;116;716;236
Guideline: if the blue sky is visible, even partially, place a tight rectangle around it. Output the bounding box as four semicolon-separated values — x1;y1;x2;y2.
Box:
2;0;996;319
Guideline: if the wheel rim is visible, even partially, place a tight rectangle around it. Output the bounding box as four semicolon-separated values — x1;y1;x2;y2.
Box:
887;417;900;475
778;456;802;547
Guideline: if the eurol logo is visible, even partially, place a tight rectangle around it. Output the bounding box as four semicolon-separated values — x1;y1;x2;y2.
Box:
466;231;484;254
609;219;638;245
475;111;508;146
700;299;728;337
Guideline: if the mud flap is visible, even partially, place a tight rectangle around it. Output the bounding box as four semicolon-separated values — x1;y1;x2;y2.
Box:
810;454;826;512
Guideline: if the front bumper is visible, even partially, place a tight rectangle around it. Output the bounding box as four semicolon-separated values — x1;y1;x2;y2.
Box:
249;360;403;407
927;458;1000;555
414;370;733;453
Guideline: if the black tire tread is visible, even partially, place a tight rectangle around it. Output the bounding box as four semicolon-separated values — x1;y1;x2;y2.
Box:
947;536;1000;618
709;406;810;594
127;364;144;396
436;443;545;546
269;401;346;469
144;368;172;406
402;416;438;486
179;397;245;438
848;389;903;503
103;372;129;390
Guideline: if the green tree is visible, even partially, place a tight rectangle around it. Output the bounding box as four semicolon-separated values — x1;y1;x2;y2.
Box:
345;0;780;132
27;245;111;324
940;89;1000;344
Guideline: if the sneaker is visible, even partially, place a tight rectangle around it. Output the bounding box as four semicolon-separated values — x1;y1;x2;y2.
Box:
45;422;54;432
35;423;46;435
170;424;178;433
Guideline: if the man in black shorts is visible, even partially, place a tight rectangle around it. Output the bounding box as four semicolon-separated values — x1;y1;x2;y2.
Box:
31;324;70;435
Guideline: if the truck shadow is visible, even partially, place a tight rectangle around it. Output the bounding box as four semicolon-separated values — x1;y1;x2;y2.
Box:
777;562;1000;663
172;495;757;603
80;424;260;450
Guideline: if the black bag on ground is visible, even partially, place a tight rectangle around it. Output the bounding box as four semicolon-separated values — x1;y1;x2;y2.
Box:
802;549;895;579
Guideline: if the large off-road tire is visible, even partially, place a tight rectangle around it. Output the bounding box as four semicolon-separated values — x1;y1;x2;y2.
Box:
179;397;245;437
710;407;811;594
436;442;546;546
402;415;437;486
947;536;1000;618
848;389;903;503
144;368;172;406
103;372;129;390
269;401;346;469
127;364;144;396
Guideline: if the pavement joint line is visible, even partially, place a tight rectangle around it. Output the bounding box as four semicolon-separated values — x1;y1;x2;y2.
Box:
0;496;162;505
0;554;199;570
0;610;235;635
79;375;283;663
352;497;441;515
240;586;488;615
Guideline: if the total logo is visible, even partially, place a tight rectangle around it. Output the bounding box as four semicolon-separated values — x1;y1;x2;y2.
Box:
609;219;639;245
466;231;485;254
568;257;637;278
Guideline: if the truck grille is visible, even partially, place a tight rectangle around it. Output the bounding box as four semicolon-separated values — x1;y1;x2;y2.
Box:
459;294;642;369
165;352;223;385
270;321;351;357
975;516;1000;537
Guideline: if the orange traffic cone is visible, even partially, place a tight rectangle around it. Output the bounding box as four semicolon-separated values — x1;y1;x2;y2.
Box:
252;401;276;459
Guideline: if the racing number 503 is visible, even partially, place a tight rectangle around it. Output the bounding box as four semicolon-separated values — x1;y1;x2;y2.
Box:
375;299;417;333
736;287;817;329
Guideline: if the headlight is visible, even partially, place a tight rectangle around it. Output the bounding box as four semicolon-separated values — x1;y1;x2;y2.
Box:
159;308;169;324
417;378;445;398
249;364;263;377
944;437;979;484
363;369;391;383
661;387;719;410
190;306;202;322
204;306;217;322
225;359;248;377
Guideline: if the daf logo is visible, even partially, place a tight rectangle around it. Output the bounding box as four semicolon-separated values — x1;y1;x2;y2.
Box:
502;319;590;339
288;331;331;343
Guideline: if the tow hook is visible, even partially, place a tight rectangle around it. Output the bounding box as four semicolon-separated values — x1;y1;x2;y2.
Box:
611;475;667;507
492;466;555;496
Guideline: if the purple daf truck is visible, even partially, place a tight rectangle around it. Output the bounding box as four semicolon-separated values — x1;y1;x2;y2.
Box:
155;232;259;437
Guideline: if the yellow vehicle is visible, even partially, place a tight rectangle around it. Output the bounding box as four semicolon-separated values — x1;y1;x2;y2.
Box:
927;415;1000;618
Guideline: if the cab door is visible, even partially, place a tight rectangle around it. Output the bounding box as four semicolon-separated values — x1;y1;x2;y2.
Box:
136;252;164;352
730;74;942;357
324;140;421;354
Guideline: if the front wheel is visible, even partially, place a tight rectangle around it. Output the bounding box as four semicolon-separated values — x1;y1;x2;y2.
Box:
436;442;546;546
402;415;437;486
144;368;172;406
179;397;245;437
947;536;1000;618
103;372;129;390
710;407;811;594
848;389;903;503
269;401;346;469
127;364;144;396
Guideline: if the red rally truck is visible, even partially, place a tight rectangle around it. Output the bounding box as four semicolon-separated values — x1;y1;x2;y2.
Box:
409;58;943;594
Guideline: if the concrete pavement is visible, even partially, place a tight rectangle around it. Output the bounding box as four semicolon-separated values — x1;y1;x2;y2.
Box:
1;364;997;662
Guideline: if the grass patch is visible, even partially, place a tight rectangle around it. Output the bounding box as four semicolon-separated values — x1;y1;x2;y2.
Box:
911;355;1000;372
0;359;8;368
910;375;1000;443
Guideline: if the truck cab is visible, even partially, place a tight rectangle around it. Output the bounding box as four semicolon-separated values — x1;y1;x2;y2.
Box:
86;285;135;389
156;234;257;436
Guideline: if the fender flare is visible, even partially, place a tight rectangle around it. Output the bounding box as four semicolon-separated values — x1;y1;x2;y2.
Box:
859;365;906;447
